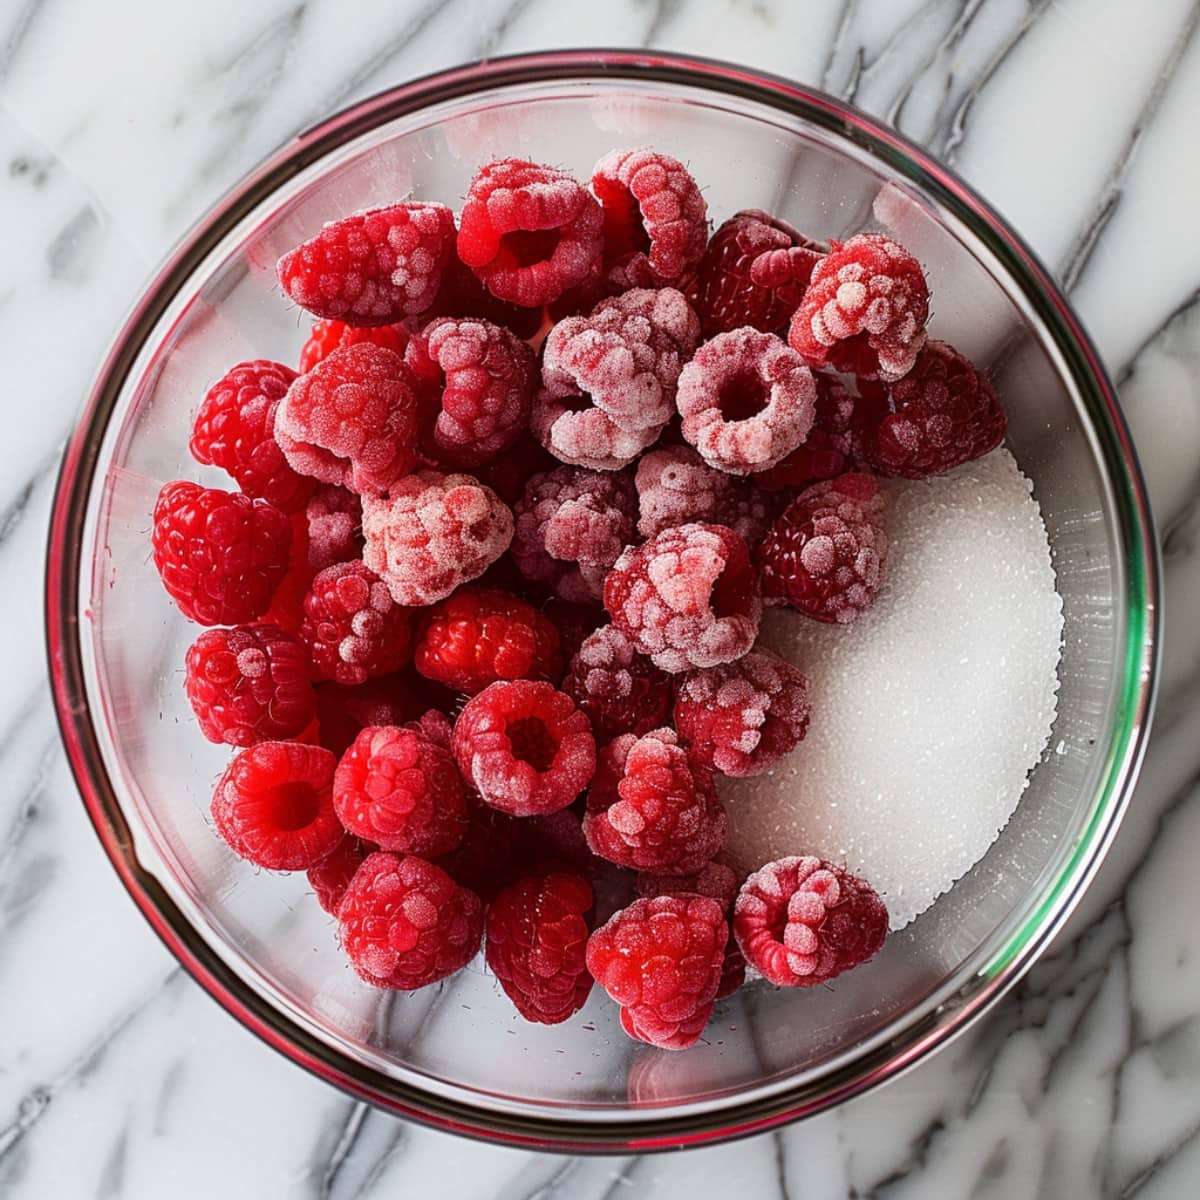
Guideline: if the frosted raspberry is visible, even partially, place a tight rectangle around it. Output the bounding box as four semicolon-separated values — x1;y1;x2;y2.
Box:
757;473;887;623
298;320;411;374
305;484;362;570
275;343;421;496
361;470;514;606
314;671;449;756
451;680;596;817
185;624;317;747
426;253;546;340
307;835;373;916
674;650;811;777
277;202;455;324
339;852;484;990
457;159;603;307
677;328;816;475
561;624;672;743
604;522;761;673
591;147;708;288
733;856;888;987
512;465;637;603
788;232;929;382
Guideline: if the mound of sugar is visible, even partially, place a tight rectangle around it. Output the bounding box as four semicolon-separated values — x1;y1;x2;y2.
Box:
722;448;1063;929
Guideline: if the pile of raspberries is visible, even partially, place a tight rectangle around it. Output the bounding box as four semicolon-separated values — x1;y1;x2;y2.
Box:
152;149;1006;1051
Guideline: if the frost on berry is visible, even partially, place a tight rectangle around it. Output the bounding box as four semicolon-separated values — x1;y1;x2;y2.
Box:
305;484;362;570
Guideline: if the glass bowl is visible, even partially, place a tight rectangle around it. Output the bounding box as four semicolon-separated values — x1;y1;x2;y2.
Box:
46;50;1159;1151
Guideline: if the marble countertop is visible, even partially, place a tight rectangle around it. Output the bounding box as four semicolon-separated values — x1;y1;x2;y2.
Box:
4;0;1200;1195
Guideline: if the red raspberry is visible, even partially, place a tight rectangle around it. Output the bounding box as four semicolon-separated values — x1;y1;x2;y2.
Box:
361;470;513;606
473;432;557;507
260;510;314;635
314;671;449;757
298;319;411;374
591;147;708;288
339;852;484;990
788;232;929;382
677;328;816;475
585;894;726;1050
561;624;672;743
733;856;888;987
674;650;811;778
694;209;824;337
426;253;546;340
152;481;291;626
413;586;562;695
757;473;888;623
604;522;761;673
299;561;414;686
512;465;637;603
185;624;317;747
457;159;603;307
307;834;373;916
583;728;726;874
277;202;455;325
334;725;467;856
636;860;739;911
451;680;596;817
275;343;421;497
305;484;363;570
485;869;594;1024
211;741;341;870
435;797;524;899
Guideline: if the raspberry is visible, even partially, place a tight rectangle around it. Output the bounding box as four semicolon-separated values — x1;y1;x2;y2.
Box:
561;624;672;743
473;432;557;507
314;671;448;756
185;624;317;747
307;834;373;916
604;522;761;673
414;586;562;695
512;465;637;603
152;481;291;626
261;510;314;635
540;598;603;665
361;470;514;606
298;319;411;374
211;741;341;870
277;202;455;325
427;253;546;340
591;148;708;288
305;484;363;570
788;232;929;382
485;870;594;1024
457;159;603;307
299;561;414;686
334;725;467;856
757;473;888;623
451;680;596;816
404;317;538;468
275;343;421;497
583;728;726;873
518;808;591;874
339;852;484;990
677;328;816;475
732;856;888;987
858;340;1006;478
436;797;524;899
693;209;824;337
585;894;727;1050
674;650;811;778
636;861;739;911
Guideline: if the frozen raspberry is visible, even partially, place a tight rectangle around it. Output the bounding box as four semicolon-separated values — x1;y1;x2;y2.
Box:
152;481;291;626
452;680;596;817
694;209;824;337
757;473;887;623
585;894;726;1050
277;202;455;325
211;741;341;870
299;561;414;686
334;725;467;856
604;522;761;673
733;856;888;987
404;317;538;468
561;624;672;743
788;232;929;382
427;253;546;340
275;343;420;497
636;861;739;911
473;433;557;507
361;470;514;606
677;328;816;475
512;465;637;603
298;319;411;374
457;159;603;307
674;650;811;777
485;869;594;1024
305;484;363;570
307;834;373;916
339;852;484;990
314;671;447;757
185;624;316;747
591;147;708;288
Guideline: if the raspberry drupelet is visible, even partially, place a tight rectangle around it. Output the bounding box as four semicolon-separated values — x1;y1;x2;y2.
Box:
304;484;362;571
299;319;411;374
307;834;373;916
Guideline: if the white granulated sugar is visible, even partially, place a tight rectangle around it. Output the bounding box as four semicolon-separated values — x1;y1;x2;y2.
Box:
722;449;1064;930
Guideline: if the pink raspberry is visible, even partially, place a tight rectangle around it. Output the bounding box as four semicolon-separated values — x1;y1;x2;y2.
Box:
561;624;672;743
305;484;362;571
361;470;514;606
512;465;637;603
604;522;761;673
307;834;373;916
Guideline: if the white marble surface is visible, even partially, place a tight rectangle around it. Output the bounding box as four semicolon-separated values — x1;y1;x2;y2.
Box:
3;0;1200;1195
